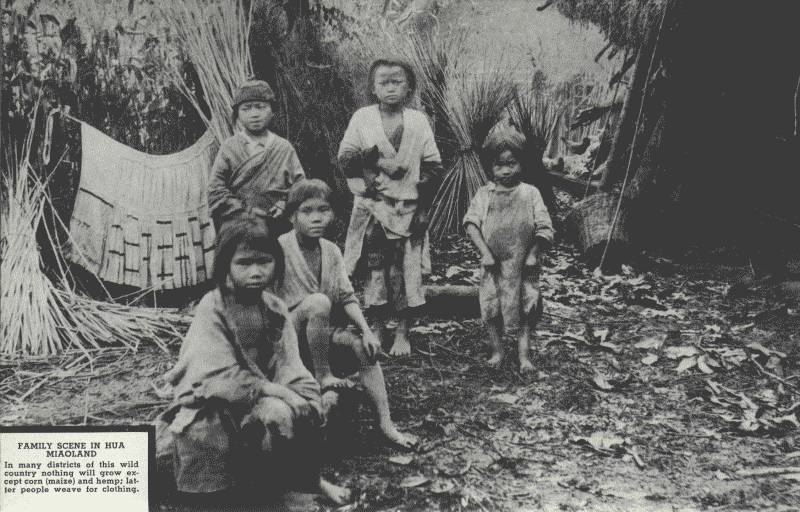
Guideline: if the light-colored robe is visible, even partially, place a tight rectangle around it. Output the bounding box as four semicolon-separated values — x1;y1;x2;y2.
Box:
463;182;554;330
339;105;440;274
276;231;358;310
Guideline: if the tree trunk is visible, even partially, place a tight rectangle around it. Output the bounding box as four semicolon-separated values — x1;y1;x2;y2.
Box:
600;25;659;191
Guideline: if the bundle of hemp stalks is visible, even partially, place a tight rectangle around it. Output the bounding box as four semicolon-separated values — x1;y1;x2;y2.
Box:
1;132;188;357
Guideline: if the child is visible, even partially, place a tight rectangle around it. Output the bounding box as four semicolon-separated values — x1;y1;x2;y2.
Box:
463;131;554;373
338;58;443;356
208;79;305;230
276;179;418;449
160;214;350;504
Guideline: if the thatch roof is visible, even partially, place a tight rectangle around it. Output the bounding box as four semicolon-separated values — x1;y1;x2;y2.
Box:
553;0;668;48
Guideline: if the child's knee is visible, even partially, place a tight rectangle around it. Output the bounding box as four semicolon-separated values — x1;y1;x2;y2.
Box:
303;293;332;317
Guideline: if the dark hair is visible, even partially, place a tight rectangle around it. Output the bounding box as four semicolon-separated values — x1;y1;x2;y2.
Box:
480;130;528;180
213;213;285;290
231;99;278;124
285;178;334;217
367;58;417;104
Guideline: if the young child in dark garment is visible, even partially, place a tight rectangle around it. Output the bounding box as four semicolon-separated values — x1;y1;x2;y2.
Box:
276;179;418;450
208;80;305;231
338;58;443;357
161;214;350;504
463;131;555;373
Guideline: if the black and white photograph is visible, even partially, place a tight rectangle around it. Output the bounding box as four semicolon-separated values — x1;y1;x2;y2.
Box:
1;0;799;510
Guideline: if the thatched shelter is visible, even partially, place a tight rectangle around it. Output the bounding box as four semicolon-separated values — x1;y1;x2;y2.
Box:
553;0;800;272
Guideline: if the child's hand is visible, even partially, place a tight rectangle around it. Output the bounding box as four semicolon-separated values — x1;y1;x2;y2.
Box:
377;158;407;179
410;210;430;238
283;389;313;419
525;251;538;268
361;330;382;361
268;200;285;218
481;253;497;268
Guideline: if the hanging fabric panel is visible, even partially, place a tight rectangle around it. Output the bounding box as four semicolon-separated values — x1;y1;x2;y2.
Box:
69;123;218;289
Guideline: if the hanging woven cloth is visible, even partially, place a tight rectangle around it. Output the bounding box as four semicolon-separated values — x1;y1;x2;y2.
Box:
69;123;218;289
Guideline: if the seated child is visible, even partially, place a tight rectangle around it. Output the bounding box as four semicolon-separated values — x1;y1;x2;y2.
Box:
276;179;418;449
463;130;555;373
159;213;350;504
338;57;443;357
208;79;305;230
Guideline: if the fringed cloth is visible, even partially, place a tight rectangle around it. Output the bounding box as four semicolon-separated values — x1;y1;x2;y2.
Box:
68;123;218;289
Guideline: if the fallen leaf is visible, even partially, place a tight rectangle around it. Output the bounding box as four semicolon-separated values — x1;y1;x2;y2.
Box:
574;432;625;453
389;455;414;466
591;374;615;391
445;266;464;279
429;480;455;494
599;341;623;354
400;475;430;488
696;356;714;374
676;356;697;373
592;327;610;342
641;354;658;365
664;346;699;359
746;342;787;359
491;393;519;405
634;334;666;350
625;445;646;468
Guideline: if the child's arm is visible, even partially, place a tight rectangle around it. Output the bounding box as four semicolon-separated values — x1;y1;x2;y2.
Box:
342;302;381;360
465;223;496;268
525;187;555;267
208;146;246;223
411;160;444;237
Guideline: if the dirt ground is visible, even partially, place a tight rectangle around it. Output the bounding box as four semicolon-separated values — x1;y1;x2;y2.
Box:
3;220;800;511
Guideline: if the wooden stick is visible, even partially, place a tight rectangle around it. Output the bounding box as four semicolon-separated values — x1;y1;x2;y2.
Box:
736;467;800;477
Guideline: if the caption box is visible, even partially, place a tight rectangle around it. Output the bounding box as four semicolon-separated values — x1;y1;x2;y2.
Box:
0;427;152;512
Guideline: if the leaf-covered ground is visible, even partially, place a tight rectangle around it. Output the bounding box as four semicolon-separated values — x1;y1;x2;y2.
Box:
3;227;799;511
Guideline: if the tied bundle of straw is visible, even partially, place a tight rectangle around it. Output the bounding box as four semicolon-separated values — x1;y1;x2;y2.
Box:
428;57;516;240
162;0;254;141
1;128;188;357
507;86;563;210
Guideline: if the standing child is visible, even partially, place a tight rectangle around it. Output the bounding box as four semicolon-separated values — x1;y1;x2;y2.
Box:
208;79;305;230
160;214;350;505
338;58;443;356
463;131;554;373
277;179;418;449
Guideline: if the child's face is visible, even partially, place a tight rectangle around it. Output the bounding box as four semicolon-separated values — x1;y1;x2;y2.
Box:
492;150;522;186
228;243;276;293
291;197;334;239
372;65;410;107
238;100;273;134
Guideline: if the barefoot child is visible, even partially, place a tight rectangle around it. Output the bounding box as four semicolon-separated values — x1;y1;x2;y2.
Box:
208;79;305;229
463;131;554;372
160;214;350;504
338;58;443;356
276;179;418;449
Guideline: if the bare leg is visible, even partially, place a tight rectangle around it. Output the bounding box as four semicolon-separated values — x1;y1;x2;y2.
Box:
359;362;418;449
389;313;411;356
317;477;351;505
300;295;351;390
486;317;505;368
518;322;533;373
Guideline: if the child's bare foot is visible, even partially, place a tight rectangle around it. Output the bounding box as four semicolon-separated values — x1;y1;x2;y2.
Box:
519;358;534;374
380;423;418;451
389;331;411;356
318;477;352;505
320;375;356;392
320;390;339;421
487;351;504;368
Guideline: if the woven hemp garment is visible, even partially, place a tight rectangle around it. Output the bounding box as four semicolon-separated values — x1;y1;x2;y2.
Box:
69;123;218;289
